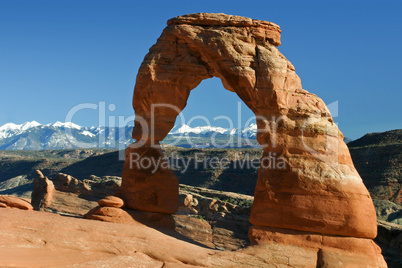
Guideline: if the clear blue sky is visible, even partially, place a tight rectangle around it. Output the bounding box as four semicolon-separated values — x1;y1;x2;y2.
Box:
0;0;401;139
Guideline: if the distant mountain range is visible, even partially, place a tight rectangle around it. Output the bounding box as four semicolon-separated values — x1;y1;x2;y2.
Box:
0;121;258;150
169;123;256;138
0;121;133;150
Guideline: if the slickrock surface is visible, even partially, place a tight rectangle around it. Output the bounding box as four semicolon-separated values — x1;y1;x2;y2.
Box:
1;181;392;266
122;12;377;240
0;208;386;267
0;208;209;267
43;191;99;216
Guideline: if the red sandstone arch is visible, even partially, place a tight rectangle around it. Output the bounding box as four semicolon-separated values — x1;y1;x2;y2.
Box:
122;13;377;240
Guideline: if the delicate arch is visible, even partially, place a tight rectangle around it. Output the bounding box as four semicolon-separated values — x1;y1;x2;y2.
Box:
122;13;377;240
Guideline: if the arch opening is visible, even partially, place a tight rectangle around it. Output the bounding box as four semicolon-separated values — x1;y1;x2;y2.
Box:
162;76;257;149
159;76;260;197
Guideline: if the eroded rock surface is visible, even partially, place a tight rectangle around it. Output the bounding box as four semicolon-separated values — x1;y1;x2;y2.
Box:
31;170;54;210
53;173;121;197
122;12;377;238
98;196;124;208
0;195;33;210
0;208;389;267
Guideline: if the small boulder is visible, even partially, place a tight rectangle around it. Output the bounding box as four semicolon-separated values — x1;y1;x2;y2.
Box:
178;193;198;214
84;206;175;229
98;196;124;208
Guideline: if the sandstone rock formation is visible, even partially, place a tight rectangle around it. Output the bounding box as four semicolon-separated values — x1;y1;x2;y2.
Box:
31;170;54;210
85;205;176;230
123;146;178;214
98;196;124;208
84;192;176;229
53;172;87;193
0;195;33;210
121;13;383;265
53;173;121;197
29;172;122;217
249;225;386;267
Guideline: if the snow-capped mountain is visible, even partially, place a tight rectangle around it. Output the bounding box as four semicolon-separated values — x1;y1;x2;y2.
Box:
0;121;133;150
169;124;231;135
169;123;257;138
46;121;82;130
166;123;258;148
0;121;41;139
0;121;258;150
241;123;257;138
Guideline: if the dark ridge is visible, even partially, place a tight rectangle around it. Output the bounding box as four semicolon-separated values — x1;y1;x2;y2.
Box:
348;129;402;148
